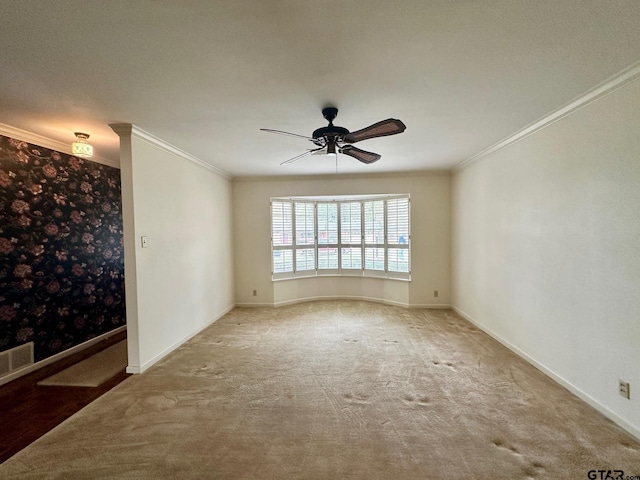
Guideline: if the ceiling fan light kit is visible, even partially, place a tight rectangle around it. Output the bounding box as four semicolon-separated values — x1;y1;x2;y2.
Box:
261;107;406;166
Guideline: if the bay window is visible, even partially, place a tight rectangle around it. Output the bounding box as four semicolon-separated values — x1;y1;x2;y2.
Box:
271;194;410;280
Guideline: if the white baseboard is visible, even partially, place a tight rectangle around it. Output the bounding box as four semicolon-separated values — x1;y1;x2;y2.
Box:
238;296;451;309
234;302;275;308
452;305;640;442
0;325;127;386
273;295;410;308
409;303;451;309
126;304;235;374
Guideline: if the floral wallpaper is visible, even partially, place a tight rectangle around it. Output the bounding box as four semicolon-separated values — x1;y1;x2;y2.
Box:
0;134;125;362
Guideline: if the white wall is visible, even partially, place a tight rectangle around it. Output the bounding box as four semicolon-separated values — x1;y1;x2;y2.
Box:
114;125;235;372
233;173;450;307
451;79;640;437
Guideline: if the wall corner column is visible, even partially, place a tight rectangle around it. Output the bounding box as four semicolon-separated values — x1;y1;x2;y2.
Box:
109;123;141;373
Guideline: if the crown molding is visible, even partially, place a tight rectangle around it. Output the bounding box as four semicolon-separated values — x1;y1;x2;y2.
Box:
455;61;640;172
110;123;231;180
233;169;451;183
0;123;118;168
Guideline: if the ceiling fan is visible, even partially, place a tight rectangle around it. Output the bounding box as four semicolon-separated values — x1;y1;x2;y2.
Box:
261;107;406;165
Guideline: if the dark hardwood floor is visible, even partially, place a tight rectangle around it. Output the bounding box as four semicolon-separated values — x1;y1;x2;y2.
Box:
0;331;130;463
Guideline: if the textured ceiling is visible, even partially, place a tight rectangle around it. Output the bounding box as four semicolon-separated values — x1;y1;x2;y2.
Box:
1;1;639;176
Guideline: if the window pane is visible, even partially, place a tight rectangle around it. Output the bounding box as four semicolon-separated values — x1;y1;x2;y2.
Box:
387;198;409;245
295;202;315;246
365;247;384;271
318;247;338;269
364;200;384;244
341;247;362;269
296;248;315;271
272;201;292;246
340;202;361;244
388;248;409;273
317;203;338;244
273;249;293;273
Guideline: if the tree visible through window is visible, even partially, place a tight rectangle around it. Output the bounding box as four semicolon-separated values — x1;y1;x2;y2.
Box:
271;195;410;280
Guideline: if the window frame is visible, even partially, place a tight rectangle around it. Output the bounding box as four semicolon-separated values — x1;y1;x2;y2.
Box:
271;194;410;281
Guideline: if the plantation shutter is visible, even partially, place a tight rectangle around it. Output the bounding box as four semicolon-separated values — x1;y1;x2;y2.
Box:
387;197;410;274
294;201;315;271
317;203;338;271
340;202;362;270
271;200;293;275
364;200;385;272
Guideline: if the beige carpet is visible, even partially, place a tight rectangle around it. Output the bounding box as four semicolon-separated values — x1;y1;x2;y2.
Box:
37;341;127;387
2;301;639;479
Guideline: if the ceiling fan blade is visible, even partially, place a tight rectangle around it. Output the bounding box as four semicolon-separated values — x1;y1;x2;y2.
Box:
339;145;381;164
280;147;325;165
260;128;317;142
343;118;406;143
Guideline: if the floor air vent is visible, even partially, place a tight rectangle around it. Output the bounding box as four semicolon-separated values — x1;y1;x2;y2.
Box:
0;342;34;377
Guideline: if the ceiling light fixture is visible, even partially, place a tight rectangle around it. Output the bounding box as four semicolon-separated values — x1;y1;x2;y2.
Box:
71;132;93;158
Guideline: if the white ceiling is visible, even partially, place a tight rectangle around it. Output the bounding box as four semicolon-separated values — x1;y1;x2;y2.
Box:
1;1;639;177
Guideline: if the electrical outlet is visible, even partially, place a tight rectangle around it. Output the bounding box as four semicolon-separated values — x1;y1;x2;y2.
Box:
252;290;257;297
433;290;439;298
619;380;630;399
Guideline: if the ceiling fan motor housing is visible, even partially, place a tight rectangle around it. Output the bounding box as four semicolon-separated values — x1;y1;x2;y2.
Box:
313;108;349;151
312;126;349;152
312;125;350;139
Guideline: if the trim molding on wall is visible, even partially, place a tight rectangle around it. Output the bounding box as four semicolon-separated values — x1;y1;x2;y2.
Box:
236;296;451;309
125;304;235;374
235;302;276;308
452;305;640;441
454;61;640;172
0;123;118;168
233;170;452;183
276;295;410;309
0;325;127;387
408;303;451;309
110;123;231;180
